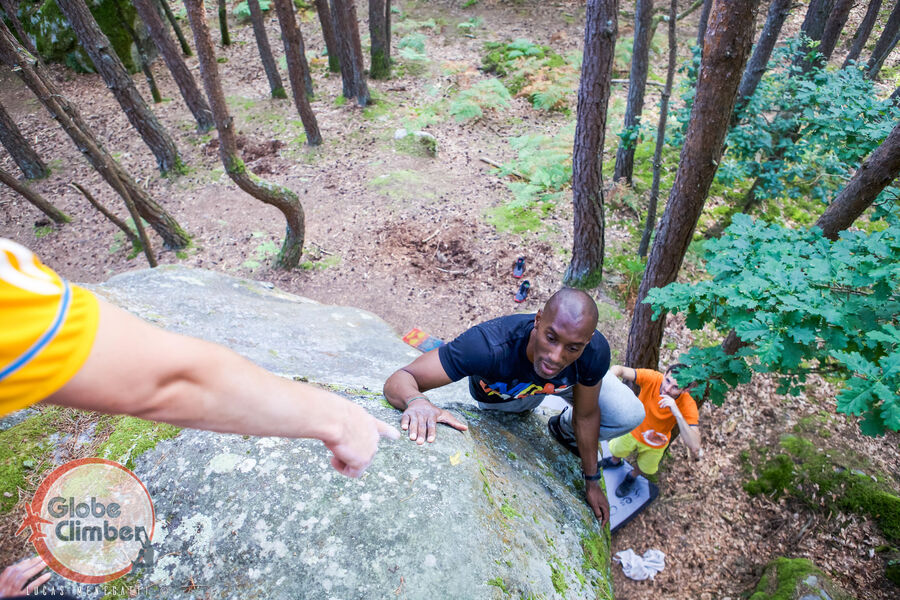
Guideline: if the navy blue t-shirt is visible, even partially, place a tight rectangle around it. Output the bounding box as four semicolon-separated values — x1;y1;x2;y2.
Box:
438;314;610;404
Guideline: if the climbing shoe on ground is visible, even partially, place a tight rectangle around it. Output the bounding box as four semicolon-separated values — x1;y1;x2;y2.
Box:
548;409;580;457
615;474;638;498
514;280;530;303
512;256;526;278
600;456;625;469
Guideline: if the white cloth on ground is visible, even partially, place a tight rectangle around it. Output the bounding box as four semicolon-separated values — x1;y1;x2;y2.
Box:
613;548;666;581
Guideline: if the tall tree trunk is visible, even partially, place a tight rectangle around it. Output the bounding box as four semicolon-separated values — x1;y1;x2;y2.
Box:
735;0;792;115
133;0;214;131
815;121;900;240
247;0;287;98
613;0;653;185
331;0;369;105
272;0;322;144
843;0;883;67
369;0;390;79
184;0;307;268
0;21;190;248
563;0;618;288
217;0;231;45
795;0;834;73
56;0;184;175
891;84;900;104
817;0;854;64
70;182;139;246
159;0;193;56
696;0;712;48
0;0;36;55
314;0;340;73
626;0;758;370
114;0;162;103
0;100;48;179
866;1;900;79
638;0;677;258
0;167;69;223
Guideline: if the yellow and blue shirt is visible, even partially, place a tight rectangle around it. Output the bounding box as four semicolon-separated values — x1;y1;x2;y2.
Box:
0;238;99;416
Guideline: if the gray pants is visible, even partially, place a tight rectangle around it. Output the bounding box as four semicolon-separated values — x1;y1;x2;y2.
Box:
473;370;645;442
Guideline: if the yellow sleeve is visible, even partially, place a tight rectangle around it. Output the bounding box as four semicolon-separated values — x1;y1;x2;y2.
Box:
0;239;100;416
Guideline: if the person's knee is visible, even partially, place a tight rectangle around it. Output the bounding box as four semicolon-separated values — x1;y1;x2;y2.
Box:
623;395;645;430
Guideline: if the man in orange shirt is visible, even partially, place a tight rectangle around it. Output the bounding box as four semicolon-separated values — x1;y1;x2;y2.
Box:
601;364;701;498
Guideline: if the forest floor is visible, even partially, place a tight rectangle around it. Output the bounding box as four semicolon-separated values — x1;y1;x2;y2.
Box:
1;1;899;598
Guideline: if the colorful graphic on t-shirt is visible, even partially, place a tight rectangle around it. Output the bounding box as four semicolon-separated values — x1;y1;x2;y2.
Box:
478;379;570;400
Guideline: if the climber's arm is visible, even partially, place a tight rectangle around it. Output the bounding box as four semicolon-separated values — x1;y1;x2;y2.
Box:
46;299;398;477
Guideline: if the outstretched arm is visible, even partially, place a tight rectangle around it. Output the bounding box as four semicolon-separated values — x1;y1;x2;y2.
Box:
658;396;701;456
46;299;399;477
610;365;636;383
572;381;609;527
383;349;467;444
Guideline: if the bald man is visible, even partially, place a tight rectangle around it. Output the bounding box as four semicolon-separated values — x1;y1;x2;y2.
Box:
383;288;644;525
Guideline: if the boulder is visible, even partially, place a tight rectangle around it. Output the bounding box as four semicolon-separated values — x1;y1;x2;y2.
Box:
748;557;854;600
47;266;611;599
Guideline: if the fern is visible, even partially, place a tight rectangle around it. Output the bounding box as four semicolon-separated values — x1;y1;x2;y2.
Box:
449;78;511;122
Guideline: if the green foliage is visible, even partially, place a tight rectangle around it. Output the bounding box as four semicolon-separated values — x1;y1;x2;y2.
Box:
232;0;271;22
486;124;574;233
721;39;899;222
748;558;836;600
397;32;426;54
456;16;482;31
486;576;507;593
0;407;61;513
449;78;511;122
606;252;646;306
744;435;900;543
646;215;900;435
481;39;579;112
33;224;52;238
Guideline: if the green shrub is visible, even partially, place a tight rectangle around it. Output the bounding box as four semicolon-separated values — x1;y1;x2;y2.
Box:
449;78;511;122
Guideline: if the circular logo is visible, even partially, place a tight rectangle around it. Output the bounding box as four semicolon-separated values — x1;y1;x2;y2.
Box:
17;458;154;584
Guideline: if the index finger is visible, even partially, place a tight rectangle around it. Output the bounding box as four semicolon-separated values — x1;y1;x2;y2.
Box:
437;410;468;432
375;418;401;440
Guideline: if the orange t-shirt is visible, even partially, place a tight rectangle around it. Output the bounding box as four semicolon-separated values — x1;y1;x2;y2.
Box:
630;368;699;449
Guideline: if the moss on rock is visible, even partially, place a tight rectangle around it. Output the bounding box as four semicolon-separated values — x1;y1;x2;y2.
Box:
749;557;854;600
0;407;62;513
744;435;900;544
20;0;138;73
96;416;181;470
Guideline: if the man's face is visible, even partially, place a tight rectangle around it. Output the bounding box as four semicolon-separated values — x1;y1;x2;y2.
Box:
530;309;594;379
661;371;688;398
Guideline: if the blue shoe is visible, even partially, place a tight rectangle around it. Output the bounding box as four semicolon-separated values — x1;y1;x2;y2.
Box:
513;256;526;278
514;280;530;303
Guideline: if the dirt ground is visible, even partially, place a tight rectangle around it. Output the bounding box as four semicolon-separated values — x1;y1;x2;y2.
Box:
1;1;899;598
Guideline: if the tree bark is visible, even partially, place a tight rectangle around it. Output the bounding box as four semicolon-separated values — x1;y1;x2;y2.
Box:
0;99;48;179
314;0;340;73
696;0;712;49
69;182;139;246
0;21;190;248
626;0;759;370
735;0;792;114
217;0;231;45
159;0;193;56
133;0;214;131
0;167;69;223
184;0;307;268
815;121;900;240
247;0;287;98
613;0;653;185
369;0;391;79
843;0;883;67
866;1;900;79
638;0;676;258
891;84;900;104
563;0;618;288
272;0;322;144
56;0;184;175
331;0;369;105
114;0;162;103
0;0;37;55
817;0;854;64
795;0;834;73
